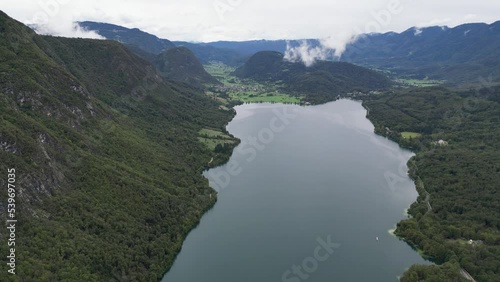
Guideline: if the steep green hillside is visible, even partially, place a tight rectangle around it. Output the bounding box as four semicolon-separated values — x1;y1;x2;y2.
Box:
234;51;392;104
0;11;236;281
154;47;221;87
70;22;223;88
364;86;500;281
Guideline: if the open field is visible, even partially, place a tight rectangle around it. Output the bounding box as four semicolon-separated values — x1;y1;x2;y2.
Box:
198;128;236;150
199;128;230;138
197;137;236;150
401;131;422;139
230;92;302;103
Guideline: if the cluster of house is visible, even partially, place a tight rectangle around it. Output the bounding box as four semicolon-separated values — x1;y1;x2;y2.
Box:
214;85;267;93
432;140;449;146
344;90;382;97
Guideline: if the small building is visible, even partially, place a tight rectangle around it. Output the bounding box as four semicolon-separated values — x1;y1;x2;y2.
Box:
432;139;449;146
438;140;449;146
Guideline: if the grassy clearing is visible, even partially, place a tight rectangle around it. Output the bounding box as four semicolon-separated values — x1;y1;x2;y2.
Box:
229;91;302;103
446;239;472;246
199;128;230;138
197;137;235;150
198;128;235;150
401;131;422;139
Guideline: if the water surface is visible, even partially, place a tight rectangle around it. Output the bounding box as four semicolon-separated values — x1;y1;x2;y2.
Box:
163;100;429;282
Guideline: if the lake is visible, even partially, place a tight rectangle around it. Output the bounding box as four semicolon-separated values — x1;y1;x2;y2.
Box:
162;100;430;282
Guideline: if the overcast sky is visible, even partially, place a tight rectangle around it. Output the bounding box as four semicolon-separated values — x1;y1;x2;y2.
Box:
1;0;499;42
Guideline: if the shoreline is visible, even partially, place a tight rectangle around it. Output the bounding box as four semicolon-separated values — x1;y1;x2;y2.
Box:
159;107;240;281
161;99;427;281
361;101;435;276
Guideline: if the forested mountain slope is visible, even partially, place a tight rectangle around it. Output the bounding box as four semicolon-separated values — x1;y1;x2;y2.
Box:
0;11;236;281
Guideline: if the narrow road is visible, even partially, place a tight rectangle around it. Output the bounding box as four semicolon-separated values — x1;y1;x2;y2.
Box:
417;177;432;215
364;104;370;116
415;178;432;233
424;193;432;213
460;268;477;282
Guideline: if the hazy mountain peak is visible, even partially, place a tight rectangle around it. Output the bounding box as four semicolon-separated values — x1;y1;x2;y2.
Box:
78;21;175;54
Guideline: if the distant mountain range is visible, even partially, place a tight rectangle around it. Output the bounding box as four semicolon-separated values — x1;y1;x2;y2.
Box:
201;23;500;85
78;21;322;66
341;22;500;85
79;20;500;87
79;21;246;66
198;39;319;55
172;41;247;66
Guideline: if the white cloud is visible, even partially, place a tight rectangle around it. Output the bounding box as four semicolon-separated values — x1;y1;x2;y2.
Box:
284;41;330;67
2;0;104;38
0;0;499;42
320;32;359;58
464;14;477;21
32;22;104;39
416;18;452;28
283;32;359;66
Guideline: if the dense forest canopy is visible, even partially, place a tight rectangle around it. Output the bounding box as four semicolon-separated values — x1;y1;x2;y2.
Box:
0;11;237;281
364;86;500;281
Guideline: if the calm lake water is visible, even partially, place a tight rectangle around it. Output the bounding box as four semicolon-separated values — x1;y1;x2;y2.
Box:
163;100;429;282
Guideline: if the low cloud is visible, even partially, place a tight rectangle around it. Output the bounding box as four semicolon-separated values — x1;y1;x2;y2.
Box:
284;41;330;67
283;32;358;67
416;18;452;28
31;22;104;39
19;1;105;39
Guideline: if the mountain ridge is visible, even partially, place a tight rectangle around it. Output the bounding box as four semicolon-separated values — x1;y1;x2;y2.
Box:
78;20;500;87
78;21;247;66
78;21;176;54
